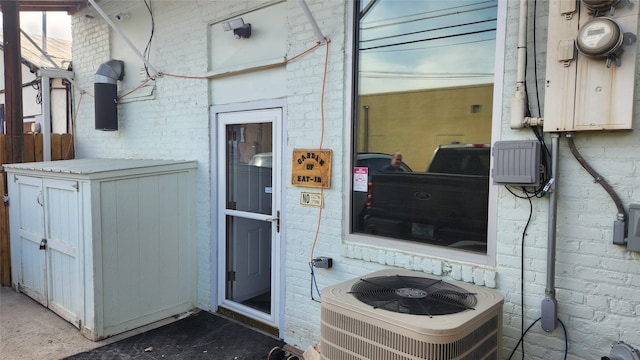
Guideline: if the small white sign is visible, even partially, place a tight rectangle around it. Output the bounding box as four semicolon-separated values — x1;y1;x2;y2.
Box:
300;192;323;208
353;167;368;192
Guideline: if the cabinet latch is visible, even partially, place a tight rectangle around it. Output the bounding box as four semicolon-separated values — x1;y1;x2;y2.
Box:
39;239;47;250
2;195;8;205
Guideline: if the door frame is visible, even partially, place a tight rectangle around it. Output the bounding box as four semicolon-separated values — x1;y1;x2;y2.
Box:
210;99;285;334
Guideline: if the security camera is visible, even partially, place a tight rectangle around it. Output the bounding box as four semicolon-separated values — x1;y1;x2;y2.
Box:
114;12;129;21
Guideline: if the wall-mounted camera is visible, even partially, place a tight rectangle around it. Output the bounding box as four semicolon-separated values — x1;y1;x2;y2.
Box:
222;18;252;39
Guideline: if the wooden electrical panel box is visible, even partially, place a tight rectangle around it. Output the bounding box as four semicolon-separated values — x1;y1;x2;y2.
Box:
544;0;639;132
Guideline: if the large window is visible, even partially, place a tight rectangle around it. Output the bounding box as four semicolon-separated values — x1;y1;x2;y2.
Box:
351;0;498;254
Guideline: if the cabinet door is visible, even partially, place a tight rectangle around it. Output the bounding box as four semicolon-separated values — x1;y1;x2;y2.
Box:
12;175;47;305
43;178;82;327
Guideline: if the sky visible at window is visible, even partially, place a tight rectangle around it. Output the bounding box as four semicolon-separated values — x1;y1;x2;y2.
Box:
359;0;497;94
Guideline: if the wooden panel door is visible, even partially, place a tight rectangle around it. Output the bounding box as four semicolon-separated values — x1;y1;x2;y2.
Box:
43;178;82;327
12;175;47;305
10;175;82;327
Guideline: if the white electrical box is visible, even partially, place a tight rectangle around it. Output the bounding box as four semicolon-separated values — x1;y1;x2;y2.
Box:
544;0;639;132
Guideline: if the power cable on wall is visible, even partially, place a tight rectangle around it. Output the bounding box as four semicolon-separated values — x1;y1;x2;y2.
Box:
143;0;155;79
308;39;330;302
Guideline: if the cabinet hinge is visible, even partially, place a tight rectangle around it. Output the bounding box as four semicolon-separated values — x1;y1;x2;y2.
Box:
3;195;8;205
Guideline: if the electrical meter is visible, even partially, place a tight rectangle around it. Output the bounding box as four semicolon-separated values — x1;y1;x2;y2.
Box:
576;17;624;63
581;0;621;13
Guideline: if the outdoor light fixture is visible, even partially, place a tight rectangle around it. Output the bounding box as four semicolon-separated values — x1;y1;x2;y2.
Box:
222;18;252;39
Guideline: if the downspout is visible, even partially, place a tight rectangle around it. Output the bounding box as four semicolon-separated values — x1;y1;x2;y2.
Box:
95;60;125;131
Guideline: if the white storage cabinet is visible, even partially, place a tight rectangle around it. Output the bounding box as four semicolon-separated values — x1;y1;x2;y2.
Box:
4;159;197;340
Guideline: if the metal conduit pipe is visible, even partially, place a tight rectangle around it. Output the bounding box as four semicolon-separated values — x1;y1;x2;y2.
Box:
541;133;560;332
566;133;627;245
95;60;125;131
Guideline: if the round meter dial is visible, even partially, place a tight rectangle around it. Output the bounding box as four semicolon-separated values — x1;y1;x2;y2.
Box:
576;17;624;57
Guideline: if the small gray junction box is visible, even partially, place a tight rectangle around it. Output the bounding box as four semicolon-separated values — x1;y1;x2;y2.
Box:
492;140;541;186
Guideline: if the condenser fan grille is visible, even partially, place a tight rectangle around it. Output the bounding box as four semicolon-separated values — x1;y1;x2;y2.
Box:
349;275;477;316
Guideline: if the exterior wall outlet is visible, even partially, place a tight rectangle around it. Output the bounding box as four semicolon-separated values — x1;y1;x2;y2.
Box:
313;257;333;268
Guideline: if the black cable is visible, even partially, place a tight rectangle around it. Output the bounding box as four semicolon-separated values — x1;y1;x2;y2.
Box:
559;318;569;360
360;28;496;51
309;262;321;303
508;317;569;360
361;18;497;43
143;0;155;78
362;2;497;30
508;317;540;360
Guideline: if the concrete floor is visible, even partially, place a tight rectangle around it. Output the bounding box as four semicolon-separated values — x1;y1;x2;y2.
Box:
0;285;176;360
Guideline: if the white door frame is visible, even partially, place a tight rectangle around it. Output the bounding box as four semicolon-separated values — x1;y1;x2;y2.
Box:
210;100;285;333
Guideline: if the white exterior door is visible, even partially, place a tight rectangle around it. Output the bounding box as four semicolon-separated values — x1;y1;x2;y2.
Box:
216;108;282;328
11;175;82;327
13;175;47;305
42;178;82;327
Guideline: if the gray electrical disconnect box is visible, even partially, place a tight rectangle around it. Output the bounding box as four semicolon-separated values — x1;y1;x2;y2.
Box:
627;204;640;252
492;140;541;186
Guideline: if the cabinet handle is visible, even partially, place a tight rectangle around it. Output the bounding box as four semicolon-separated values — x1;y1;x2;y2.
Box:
37;191;44;206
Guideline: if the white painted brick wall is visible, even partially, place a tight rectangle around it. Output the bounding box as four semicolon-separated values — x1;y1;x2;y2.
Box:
70;0;640;358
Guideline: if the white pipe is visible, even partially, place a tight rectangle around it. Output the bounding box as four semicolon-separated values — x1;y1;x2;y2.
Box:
42;74;52;161
510;0;543;129
87;0;160;77
42;12;47;53
298;0;327;43
37;69;74;162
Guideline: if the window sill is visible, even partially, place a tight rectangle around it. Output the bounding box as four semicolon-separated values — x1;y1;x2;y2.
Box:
343;234;497;288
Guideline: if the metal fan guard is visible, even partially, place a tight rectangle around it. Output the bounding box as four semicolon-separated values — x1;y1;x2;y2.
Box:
349;275;477;316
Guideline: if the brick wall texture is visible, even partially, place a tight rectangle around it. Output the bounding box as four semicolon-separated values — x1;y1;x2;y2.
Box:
71;1;640;359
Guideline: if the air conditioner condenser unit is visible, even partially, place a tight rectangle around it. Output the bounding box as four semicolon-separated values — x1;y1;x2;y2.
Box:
320;269;504;360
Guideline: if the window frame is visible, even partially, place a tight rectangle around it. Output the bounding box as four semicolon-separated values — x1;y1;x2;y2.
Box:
343;0;506;267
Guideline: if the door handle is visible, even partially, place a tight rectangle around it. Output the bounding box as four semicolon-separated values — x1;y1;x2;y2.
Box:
268;211;280;233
